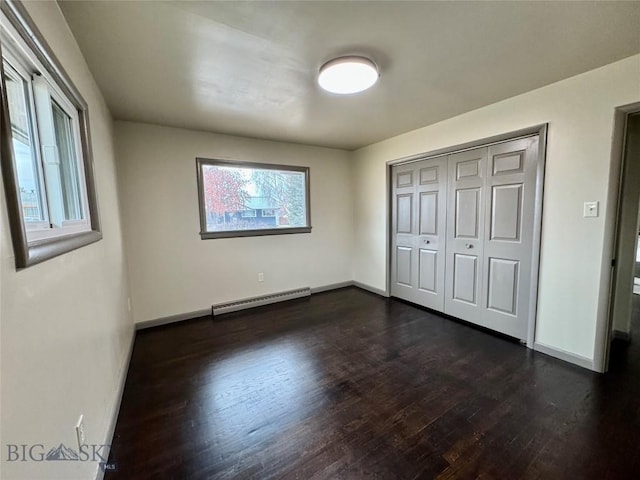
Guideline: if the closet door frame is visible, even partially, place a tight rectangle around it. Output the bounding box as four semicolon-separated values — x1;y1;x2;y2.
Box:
386;124;548;349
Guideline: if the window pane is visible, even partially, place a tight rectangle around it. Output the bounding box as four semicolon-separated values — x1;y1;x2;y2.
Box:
201;164;308;233
4;65;45;222
51;101;83;221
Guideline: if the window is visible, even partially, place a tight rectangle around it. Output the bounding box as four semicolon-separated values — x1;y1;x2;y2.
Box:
240;210;257;218
196;158;311;239
1;0;100;268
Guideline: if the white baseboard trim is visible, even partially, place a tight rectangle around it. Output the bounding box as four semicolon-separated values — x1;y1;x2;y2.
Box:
136;308;211;330
612;329;632;343
353;281;389;297
135;281;388;331
533;341;594;371
310;281;354;294
95;328;136;480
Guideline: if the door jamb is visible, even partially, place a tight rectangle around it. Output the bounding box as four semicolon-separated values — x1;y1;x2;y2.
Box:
386;124;548;348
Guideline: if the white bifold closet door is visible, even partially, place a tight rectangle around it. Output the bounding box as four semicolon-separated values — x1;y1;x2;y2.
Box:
391;135;540;341
482;137;539;338
443;147;488;322
391;156;448;311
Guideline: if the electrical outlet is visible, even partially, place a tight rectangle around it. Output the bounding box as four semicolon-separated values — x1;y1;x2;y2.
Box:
76;415;86;450
258;272;264;282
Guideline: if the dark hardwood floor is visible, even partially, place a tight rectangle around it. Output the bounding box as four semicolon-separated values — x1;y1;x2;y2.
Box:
106;287;640;479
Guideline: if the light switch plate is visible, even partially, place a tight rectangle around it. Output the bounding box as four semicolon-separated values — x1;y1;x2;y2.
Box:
584;201;599;218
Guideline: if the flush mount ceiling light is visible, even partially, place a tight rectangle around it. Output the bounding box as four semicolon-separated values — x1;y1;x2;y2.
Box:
318;56;379;94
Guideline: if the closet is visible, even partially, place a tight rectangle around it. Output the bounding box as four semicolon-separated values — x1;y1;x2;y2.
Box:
391;133;543;341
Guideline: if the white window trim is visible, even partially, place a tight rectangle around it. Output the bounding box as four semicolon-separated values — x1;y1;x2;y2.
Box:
2;54;50;232
35;80;91;235
3;29;91;240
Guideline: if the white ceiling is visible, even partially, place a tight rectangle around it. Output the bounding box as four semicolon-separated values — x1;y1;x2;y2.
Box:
59;1;640;150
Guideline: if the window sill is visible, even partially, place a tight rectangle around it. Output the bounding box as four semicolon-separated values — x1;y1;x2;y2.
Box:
18;230;102;269
200;227;312;240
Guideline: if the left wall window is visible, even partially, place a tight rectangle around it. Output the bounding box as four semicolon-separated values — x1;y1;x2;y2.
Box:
0;0;101;268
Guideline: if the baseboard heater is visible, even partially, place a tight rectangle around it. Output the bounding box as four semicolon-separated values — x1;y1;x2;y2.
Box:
211;287;311;316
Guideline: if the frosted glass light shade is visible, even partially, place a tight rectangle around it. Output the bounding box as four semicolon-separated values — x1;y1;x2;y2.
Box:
318;56;379;94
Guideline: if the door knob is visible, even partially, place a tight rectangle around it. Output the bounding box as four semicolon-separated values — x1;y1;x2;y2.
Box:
424;239;430;244
465;243;473;249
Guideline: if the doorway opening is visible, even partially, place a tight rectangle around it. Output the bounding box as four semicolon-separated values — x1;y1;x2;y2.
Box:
605;107;640;372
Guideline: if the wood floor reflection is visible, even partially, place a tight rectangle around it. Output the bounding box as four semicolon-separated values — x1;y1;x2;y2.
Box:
106;287;640;479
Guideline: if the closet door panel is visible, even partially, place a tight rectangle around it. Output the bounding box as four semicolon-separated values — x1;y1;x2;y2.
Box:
455;188;481;238
490;184;522;241
414;157;447;310
396;246;413;287
396;194;413;234
391;165;417;302
444;147;487;322
391;156;447;311
418;249;438;293
419;192;438;235
452;253;478;304
487;257;519;315
481;136;539;340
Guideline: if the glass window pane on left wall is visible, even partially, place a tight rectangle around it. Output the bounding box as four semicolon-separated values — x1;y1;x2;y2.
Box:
51;100;83;221
4;63;45;223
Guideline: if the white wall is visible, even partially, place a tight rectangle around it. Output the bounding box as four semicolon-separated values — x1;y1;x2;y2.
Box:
0;2;133;479
115;122;354;324
352;55;640;366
